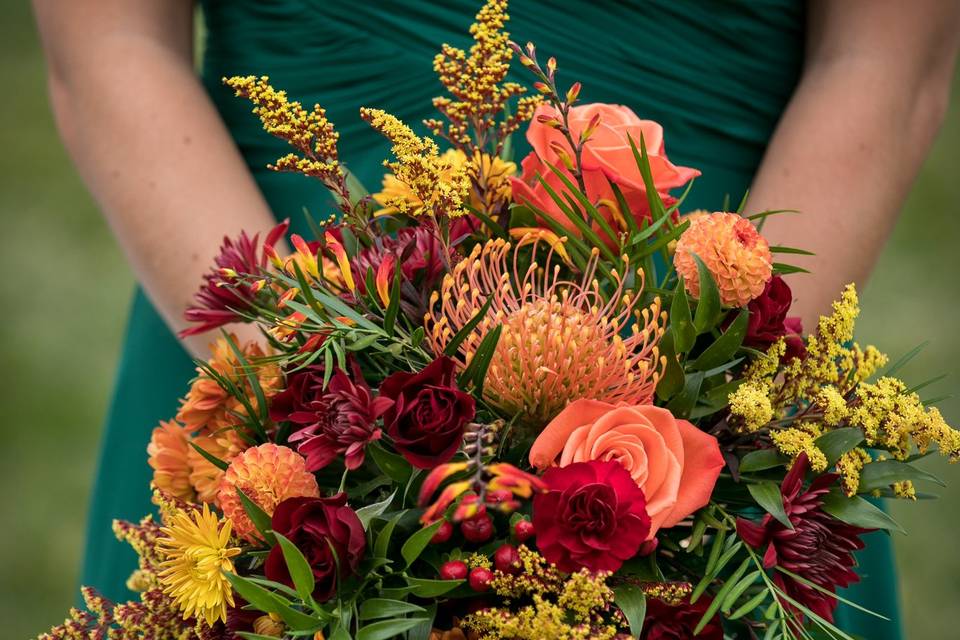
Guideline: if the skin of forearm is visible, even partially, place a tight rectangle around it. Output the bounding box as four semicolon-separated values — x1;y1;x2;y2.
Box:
45;34;277;357
747;57;952;330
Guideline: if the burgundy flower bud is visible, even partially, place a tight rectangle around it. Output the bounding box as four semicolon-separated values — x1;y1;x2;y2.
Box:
513;519;535;543
430;520;454;544
461;512;494;544
468;567;494;592
493;544;521;575
439;560;468;581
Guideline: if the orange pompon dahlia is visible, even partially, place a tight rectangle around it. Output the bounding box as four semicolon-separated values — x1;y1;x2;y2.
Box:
176;335;282;433
147;421;195;502
217;443;319;541
673;211;773;307
425;238;666;427
187;428;248;504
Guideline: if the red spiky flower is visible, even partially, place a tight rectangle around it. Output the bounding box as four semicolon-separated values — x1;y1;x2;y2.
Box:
182;220;289;336
736;452;871;623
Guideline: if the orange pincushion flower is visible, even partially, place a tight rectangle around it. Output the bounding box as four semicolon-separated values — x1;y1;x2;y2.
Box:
187;429;248;504
673;212;773;307
425;238;666;427
177;335;282;433
147;420;195;502
217;443;320;541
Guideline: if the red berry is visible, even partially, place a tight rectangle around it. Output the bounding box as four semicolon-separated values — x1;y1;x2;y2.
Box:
461;513;494;543
514;519;535;543
494;544;521;574
439;560;468;581
431;520;454;544
469;567;494;592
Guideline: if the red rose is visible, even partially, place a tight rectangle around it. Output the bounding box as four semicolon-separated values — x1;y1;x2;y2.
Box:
741;275;804;360
265;494;366;602
641;596;723;640
532;460;650;573
379;357;475;468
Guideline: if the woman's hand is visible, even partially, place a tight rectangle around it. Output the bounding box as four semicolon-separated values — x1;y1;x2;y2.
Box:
747;0;960;330
32;0;279;357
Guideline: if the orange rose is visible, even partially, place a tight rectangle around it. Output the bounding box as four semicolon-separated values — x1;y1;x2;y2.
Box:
529;399;724;538
511;103;699;246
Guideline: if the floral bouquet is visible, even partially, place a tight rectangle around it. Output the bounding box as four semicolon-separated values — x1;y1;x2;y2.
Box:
40;2;960;639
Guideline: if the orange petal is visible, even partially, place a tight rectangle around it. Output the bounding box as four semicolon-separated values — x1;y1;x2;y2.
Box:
325;232;356;292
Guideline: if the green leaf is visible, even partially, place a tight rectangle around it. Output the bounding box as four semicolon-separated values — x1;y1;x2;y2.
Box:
356;491;397;530
356;618;427;640
655;332;685;401
772;262;810;275
443;297;493;357
224;573;321;631
329;624;353;640
404;576;464;597
814;428;864;467
694;557;750;634
368;443;412;484
748;481;793;529
238;488;275;544
820;494;906;534
274;532;315;602
406;604;438;640
768;245;815;256
729;589;769;620
544;162;621;251
691;254;721;333
666;371;703;418
613;584;646;637
740;449;789;473
721;569;761;613
358;598;426;621
857;460;945;493
401;520;445;567
189;441;229;471
691;308;749;371
458;324;502;395
670;280;696;354
884;341;929;377
374;511;405;559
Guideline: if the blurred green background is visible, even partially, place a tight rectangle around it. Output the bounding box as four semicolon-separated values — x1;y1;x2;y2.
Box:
3;3;959;638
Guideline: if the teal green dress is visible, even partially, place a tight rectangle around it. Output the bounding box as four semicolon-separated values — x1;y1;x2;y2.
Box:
80;1;902;636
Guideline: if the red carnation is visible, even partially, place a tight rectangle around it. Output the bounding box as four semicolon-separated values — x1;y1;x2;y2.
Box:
640;596;723;640
532;460;650;573
275;366;392;471
265;494;366;602
181;220;289;337
379;357;475;468
740;275;804;360
736;452;871;622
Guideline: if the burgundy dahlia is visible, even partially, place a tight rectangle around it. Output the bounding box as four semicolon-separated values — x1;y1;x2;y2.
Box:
181;220;289;337
277;366;392;471
740;275;804;360
352;226;448;292
736;452;871;622
640;596;722;640
532;460;650;574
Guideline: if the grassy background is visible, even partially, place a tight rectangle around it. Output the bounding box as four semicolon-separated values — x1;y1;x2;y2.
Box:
3;3;959;638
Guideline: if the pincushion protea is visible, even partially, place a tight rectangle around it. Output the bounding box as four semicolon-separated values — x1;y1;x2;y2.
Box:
425;238;665;427
673;211;772;307
217;443;319;542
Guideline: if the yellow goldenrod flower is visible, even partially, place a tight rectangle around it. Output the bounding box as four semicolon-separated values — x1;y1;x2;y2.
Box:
157;504;241;626
728;381;775;432
771;427;828;473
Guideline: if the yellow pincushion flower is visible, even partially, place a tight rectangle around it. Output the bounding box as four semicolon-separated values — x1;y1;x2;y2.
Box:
157;504;241;626
673;212;773;307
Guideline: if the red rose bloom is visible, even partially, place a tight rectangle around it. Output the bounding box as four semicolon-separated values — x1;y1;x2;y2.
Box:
532;460;650;573
265;494;366;602
641;596;723;640
181;220;289;337
379;357;475;468
737;452;871;622
741;275;804;360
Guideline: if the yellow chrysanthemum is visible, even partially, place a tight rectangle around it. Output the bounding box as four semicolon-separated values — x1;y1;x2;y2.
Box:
425;238;665;427
157;504;241;626
673;211;773;307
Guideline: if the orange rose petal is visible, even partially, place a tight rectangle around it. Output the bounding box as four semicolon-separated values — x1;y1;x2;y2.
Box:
660;419;726;529
528;398;616;469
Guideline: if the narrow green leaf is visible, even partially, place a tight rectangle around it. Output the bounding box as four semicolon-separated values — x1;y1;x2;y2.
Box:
884;341;929;377
772;262;810;275
815;428;864;468
694;557;750;634
666;370;703;418
189;441;229;471
820;494;906;534
443;297;493;357
358;598;426;620
274;532;315;601
356;491;397;530
721;569;761;613
857;460;945;493
655;332;685;401
729;589;769;620
374;510;405;559
401;520;445;567
670;280;696;354
748;482;793;530
404;575;464;597
613;584;646;637
238;489;275;544
224;573;320;631
544;162;620;250
458;324;502;395
691;308;749;371
740;449;789;473
768;245;815;256
535;173;618;263
692;254;721;333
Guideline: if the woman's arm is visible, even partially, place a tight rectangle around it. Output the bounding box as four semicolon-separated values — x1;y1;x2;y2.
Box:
32;0;277;356
747;0;960;329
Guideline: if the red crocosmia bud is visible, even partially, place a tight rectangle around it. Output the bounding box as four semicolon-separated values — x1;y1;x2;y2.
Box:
461;512;494;543
439;560;468;581
431;520;454;544
514;519;535;543
494;544;521;575
469;567;494;592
